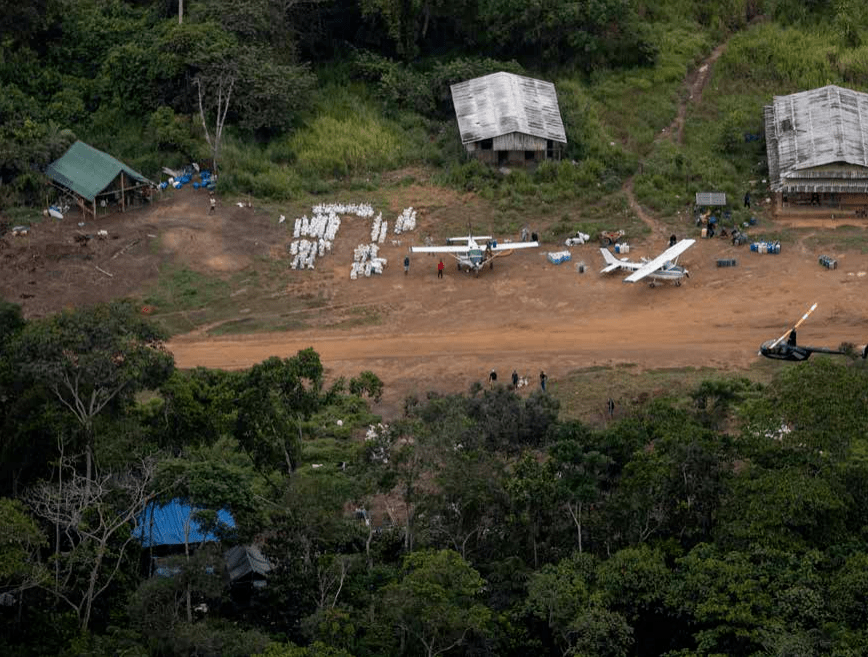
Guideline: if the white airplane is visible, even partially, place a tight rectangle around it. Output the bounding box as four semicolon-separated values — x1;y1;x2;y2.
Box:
411;234;539;275
599;239;695;287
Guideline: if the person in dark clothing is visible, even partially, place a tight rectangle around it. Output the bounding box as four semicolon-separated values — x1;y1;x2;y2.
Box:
512;370;519;388
744;192;751;208
669;234;677;247
531;232;539;242
539;371;547;392
607;398;615;418
404;255;410;275
489;369;497;388
437;259;444;278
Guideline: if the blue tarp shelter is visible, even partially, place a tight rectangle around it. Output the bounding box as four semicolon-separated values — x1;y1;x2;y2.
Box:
134;500;235;548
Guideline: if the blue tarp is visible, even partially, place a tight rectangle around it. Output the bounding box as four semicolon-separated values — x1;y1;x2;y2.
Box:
134;500;235;547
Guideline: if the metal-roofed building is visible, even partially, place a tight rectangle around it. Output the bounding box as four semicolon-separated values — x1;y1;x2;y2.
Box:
45;140;154;220
764;85;868;213
450;72;567;166
225;545;272;588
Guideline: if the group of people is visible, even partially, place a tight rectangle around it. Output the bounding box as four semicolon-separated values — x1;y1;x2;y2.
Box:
488;369;548;392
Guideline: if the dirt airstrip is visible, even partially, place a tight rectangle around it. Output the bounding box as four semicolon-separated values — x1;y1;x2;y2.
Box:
3;186;867;419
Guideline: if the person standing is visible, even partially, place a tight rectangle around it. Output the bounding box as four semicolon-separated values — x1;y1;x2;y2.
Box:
209;193;216;215
437;259;444;279
489;369;497;388
539;371;547;392
744;191;751;208
512;370;519;388
607;397;615;418
404;255;410;275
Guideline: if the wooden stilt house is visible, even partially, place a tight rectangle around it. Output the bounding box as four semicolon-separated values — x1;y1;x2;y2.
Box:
450;72;567;166
765;85;868;216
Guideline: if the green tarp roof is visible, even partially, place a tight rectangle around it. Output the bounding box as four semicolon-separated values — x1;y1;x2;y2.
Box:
45;141;152;202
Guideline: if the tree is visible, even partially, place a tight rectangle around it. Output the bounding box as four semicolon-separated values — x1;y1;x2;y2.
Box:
0;498;48;597
195;63;235;175
505;454;562;568
381;549;491;657
27;454;160;631
12;301;173;493
550;437;612;554
668;544;827;656
234;351;325;479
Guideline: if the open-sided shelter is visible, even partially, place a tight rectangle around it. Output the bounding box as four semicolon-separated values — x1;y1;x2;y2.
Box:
45;140;154;220
764;85;868;214
450;72;567;166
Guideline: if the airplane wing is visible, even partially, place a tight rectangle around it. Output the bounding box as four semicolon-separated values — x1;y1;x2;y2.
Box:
601;263;622;274
623;239;695;283
410;245;471;254
490;241;538;251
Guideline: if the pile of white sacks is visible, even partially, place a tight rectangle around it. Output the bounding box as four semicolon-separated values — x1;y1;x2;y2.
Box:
286;203;418;276
394;207;416;234
370;213;388;244
289;203;374;270
350;243;388;279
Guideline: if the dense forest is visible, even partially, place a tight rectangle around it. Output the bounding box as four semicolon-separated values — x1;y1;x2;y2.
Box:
2;0;868;218
3;299;868;657
5;0;868;655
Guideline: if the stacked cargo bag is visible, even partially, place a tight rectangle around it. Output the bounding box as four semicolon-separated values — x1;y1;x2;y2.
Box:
547;250;572;264
818;255;838;269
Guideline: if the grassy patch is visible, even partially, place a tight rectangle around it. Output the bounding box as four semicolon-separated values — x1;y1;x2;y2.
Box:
553;363;773;425
803;226;868;252
327;305;383;330
144;266;230;313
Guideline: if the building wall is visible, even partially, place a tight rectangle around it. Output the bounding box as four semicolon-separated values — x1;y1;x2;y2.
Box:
464;132;563;165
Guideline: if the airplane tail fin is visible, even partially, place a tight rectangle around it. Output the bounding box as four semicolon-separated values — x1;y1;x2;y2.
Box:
599;248;619;265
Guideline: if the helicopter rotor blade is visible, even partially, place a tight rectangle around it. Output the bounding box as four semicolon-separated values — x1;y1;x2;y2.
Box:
767;302;818;350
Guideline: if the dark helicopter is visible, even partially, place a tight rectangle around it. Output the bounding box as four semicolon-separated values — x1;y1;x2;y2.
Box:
759;303;867;361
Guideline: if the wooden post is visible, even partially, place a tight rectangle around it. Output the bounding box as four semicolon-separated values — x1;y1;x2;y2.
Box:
120;172;126;213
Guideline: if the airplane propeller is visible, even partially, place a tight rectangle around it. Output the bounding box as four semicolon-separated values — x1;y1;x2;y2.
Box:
766;302;817;351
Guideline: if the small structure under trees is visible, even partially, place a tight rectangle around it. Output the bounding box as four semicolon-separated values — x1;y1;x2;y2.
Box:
44;141;154;221
450;72;567;167
764;85;868;215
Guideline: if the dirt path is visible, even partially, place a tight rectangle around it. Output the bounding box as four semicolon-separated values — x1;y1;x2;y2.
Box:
623;41;730;237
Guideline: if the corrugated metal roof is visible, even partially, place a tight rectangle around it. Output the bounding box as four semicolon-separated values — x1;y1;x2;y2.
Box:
450;72;567;145
45;140;152;202
765;85;868;192
134;500;235;547
695;192;727;206
225;545;273;581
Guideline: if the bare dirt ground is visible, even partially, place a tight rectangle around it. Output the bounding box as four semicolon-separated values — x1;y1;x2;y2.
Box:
4;186;867;419
2;43;867;420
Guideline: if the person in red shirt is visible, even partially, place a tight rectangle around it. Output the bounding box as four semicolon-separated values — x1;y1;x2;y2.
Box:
437;259;444;279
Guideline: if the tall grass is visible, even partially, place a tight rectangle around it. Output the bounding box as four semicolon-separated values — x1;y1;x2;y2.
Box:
589;20;713;155
716;23;841;92
220;82;446;198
